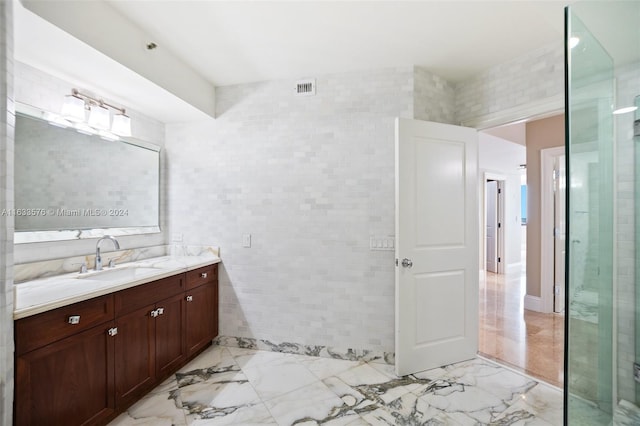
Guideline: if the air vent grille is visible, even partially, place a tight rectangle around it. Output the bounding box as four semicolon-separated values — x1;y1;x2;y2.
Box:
295;79;316;96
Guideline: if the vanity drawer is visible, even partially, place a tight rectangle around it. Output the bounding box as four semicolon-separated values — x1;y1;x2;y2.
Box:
115;274;185;316
15;294;114;355
186;264;217;290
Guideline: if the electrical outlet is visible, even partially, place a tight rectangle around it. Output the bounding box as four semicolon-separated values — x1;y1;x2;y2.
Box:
242;233;252;248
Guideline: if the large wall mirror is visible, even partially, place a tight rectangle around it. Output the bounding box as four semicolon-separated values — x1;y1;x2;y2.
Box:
14;103;161;243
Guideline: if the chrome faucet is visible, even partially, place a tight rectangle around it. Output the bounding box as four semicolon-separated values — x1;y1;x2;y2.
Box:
95;235;120;271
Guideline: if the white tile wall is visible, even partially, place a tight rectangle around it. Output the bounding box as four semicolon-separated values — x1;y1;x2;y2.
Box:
12;62;168;264
414;66;455;124
166;68;416;353
613;62;640;403
0;1;15;423
454;42;564;125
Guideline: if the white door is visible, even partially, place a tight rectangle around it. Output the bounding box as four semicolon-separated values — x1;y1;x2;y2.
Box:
486;181;498;273
554;156;566;313
395;118;479;376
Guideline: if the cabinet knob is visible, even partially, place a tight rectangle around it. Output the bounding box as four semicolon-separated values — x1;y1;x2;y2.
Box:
150;309;159;318
156;307;164;316
107;327;118;337
186;295;193;302
201;272;208;279
68;315;81;325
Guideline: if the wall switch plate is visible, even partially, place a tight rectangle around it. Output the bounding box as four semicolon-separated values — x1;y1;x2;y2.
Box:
172;233;183;242
242;233;252;248
634;363;640;383
370;236;395;251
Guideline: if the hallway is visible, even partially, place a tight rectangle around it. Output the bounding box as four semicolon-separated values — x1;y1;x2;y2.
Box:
479;270;564;388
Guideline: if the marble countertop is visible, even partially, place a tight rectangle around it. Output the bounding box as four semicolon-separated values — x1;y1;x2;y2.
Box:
14;254;221;320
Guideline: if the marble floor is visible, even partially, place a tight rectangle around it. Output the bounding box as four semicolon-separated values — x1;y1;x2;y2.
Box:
109;344;563;425
479;270;565;388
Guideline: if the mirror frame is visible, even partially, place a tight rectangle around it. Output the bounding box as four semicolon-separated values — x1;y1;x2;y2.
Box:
14;102;162;244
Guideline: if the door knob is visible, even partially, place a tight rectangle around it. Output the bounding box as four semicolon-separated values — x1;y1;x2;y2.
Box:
401;258;413;268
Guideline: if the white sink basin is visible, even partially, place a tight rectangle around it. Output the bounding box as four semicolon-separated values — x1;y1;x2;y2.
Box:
77;266;162;281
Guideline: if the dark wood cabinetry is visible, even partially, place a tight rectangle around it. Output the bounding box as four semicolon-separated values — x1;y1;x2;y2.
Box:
185;265;218;356
15;321;116;426
14;263;218;426
113;275;186;408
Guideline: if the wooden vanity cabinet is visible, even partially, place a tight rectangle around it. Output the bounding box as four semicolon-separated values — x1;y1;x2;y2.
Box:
14;264;218;426
185;265;219;357
14;295;116;426
113;274;186;408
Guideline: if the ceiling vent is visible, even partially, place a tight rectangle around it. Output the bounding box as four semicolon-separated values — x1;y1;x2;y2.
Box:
295;79;316;97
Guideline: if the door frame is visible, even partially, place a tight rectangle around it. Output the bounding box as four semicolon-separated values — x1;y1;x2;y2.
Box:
482;173;506;274
540;146;565;314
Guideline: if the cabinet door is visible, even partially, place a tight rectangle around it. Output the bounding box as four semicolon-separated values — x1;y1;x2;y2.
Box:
155;293;186;379
114;304;156;408
15;322;115;426
185;282;217;356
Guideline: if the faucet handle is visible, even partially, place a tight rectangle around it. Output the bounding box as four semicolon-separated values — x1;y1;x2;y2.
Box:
73;262;88;274
108;259;116;268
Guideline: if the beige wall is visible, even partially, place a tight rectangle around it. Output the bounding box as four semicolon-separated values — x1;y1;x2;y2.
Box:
526;114;564;298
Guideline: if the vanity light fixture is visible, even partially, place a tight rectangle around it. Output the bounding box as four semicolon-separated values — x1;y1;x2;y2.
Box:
61;89;132;137
111;112;132;137
61;93;86;122
88;103;111;130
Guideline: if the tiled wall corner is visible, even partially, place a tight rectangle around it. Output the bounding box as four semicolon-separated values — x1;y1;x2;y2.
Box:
413;66;455;124
167;68;415;354
454;42;563;125
0;0;15;423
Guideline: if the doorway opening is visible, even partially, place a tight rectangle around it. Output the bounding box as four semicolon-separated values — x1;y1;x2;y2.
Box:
478;115;565;388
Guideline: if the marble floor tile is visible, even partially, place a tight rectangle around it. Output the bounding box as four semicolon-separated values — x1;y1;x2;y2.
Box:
264;380;358;425
296;355;362;380
243;357;320;401
180;376;263;420
110;389;187;426
504;382;564;426
108;344;565;426
178;345;237;374
186;402;277;425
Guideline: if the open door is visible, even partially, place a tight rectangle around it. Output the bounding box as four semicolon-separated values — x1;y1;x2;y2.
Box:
486;180;498;273
395;118;479;376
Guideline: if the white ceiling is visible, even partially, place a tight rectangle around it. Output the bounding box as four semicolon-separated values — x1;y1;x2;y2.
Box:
15;0;572;123
106;0;569;86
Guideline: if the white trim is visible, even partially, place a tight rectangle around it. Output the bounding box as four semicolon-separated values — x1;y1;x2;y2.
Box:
540;146;565;314
460;95;564;130
524;295;543;312
506;263;522;274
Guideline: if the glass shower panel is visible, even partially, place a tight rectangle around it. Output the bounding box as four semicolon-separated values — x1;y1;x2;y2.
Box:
566;6;615;425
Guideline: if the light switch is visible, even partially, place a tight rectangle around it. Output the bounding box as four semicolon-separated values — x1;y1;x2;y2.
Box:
370;236;395;251
242;233;252;248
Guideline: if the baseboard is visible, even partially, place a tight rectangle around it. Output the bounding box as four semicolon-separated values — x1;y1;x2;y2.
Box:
524;295;543;312
506;263;522;274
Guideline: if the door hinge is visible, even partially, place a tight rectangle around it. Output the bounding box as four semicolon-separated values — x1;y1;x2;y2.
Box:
554;286;561;295
498;257;501;263
498;222;501;228
498;188;502;194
